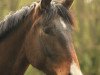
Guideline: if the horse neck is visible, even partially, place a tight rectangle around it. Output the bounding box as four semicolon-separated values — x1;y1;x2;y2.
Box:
0;15;33;75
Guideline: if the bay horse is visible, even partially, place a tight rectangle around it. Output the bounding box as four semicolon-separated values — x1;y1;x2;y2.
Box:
0;0;83;75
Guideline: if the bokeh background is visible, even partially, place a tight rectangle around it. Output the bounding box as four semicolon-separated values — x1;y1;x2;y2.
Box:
0;0;100;75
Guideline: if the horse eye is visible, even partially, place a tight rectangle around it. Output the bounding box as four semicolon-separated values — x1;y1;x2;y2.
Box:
43;27;53;35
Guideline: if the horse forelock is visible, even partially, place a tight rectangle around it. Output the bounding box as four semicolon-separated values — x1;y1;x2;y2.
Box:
38;3;75;47
40;2;75;28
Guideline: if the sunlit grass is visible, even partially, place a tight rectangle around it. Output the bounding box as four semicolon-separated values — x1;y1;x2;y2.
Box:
18;0;35;8
25;65;45;75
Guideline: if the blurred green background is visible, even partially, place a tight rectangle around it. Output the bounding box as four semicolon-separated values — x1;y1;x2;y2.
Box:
0;0;100;75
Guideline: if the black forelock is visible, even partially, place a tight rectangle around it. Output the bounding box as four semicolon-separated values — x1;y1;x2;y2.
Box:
40;3;73;47
56;4;74;26
41;3;74;29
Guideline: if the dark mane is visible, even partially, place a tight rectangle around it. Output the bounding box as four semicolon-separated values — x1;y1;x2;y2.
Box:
0;6;32;40
0;2;74;41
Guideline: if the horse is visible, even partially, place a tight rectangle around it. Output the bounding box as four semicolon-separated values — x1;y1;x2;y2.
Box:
0;0;83;75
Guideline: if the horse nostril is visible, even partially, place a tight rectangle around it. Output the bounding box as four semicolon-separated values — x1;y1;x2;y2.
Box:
69;73;72;75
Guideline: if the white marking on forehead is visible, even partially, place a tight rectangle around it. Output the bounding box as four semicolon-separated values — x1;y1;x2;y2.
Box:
70;61;83;75
60;18;67;29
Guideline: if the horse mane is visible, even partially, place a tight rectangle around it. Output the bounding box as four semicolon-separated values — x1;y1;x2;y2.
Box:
0;5;33;40
0;2;75;41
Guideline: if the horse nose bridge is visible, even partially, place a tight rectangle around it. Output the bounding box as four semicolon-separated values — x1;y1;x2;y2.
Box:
68;47;83;75
67;43;80;67
64;43;82;74
70;61;83;75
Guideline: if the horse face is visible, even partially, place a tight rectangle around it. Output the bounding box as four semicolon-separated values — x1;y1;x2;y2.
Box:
26;0;83;75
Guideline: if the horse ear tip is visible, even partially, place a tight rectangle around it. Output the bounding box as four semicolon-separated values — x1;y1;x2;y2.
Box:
40;0;52;9
41;0;52;2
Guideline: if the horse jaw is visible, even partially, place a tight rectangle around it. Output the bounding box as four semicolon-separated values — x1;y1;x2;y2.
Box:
70;61;83;75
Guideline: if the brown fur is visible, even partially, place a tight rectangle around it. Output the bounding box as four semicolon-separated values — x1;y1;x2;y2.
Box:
0;0;80;75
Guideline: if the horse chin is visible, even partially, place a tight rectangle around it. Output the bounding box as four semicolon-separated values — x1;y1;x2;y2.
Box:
70;61;83;75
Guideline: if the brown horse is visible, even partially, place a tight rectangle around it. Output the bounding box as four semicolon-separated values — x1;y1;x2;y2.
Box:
0;0;83;75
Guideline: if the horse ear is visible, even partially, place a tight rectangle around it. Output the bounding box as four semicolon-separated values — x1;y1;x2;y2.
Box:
40;0;52;9
62;0;74;9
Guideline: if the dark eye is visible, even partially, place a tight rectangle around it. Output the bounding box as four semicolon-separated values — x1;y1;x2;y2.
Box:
43;27;53;35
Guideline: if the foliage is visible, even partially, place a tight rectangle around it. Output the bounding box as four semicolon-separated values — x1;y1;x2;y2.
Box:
0;0;100;75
